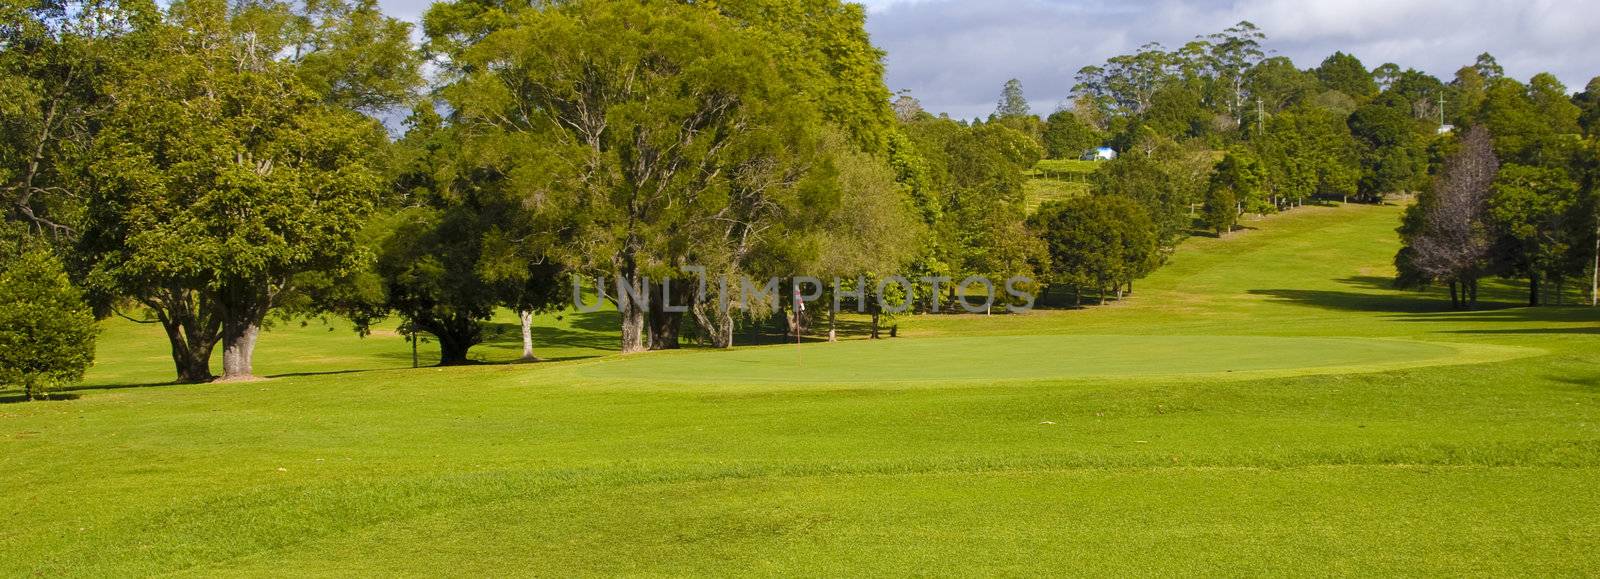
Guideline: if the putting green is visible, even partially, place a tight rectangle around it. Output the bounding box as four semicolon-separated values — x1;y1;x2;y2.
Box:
573;335;1537;384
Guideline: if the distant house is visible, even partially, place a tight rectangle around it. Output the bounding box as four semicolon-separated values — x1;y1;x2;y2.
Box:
1080;147;1117;161
1437;124;1455;135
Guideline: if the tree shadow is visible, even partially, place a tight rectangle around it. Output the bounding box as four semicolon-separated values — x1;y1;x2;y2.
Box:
1188;225;1259;238
0;391;82;404
480;319;620;353
265;369;379;379
1390;306;1600;324
1247;276;1530;314
1446;327;1600;335
562;310;622;333
1246;288;1452;314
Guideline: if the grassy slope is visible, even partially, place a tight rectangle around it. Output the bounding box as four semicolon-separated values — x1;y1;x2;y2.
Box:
1025;159;1098;211
4;204;1600;575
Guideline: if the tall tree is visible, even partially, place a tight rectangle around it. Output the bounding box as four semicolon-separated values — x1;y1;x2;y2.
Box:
441;0;838;353
995;78;1030;118
81;0;389;381
1202;21;1266;128
1473;53;1504;80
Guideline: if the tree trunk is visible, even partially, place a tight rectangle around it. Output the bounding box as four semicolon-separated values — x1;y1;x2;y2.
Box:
646;279;684;350
160;318;216;383
1529;272;1540;307
149;289;221;383
1469;279;1478;309
518;310;538;361
690;300;733;349
1449;280;1460;309
219;282;273;381
422;312;482;366
870;311;880;339
648;309;682;350
827;306;837;342
437;332;472;366
618;273;648;354
220;318;260;380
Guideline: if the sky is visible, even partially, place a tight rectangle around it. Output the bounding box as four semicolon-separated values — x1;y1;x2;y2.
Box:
857;0;1600;120
373;0;1600;121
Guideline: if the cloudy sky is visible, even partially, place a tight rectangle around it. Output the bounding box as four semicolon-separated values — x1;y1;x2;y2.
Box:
373;0;1599;121
857;0;1600;120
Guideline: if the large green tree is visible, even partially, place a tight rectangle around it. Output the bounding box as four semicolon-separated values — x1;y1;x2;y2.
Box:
1042;109;1101;159
439;0;841;353
1490;163;1590;305
81;0;390;381
1575;76;1600;137
1030;195;1157;303
1252;105;1361;207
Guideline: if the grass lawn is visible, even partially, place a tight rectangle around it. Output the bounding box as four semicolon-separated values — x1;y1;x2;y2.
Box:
4;202;1600;575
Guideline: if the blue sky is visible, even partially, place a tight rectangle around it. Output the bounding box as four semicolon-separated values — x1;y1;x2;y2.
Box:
376;0;1600;121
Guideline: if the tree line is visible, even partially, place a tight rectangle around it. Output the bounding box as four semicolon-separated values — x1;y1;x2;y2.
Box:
1;0;1018;390
909;22;1600;310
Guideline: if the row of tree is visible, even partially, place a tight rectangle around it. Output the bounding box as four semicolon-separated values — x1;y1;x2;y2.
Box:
2;0;1021;387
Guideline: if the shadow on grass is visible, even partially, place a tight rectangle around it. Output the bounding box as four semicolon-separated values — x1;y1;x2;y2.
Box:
1247;276;1528;314
266;369;378;379
0;391;82;404
1446;327;1600;335
480;319;620;353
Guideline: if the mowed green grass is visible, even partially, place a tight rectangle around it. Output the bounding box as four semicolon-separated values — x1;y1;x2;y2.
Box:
577;335;1530;384
4;203;1600;575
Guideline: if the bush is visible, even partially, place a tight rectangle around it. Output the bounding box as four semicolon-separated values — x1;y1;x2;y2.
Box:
0;246;98;400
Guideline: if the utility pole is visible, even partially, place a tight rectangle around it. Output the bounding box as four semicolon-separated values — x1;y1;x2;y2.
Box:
1438;93;1446;128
